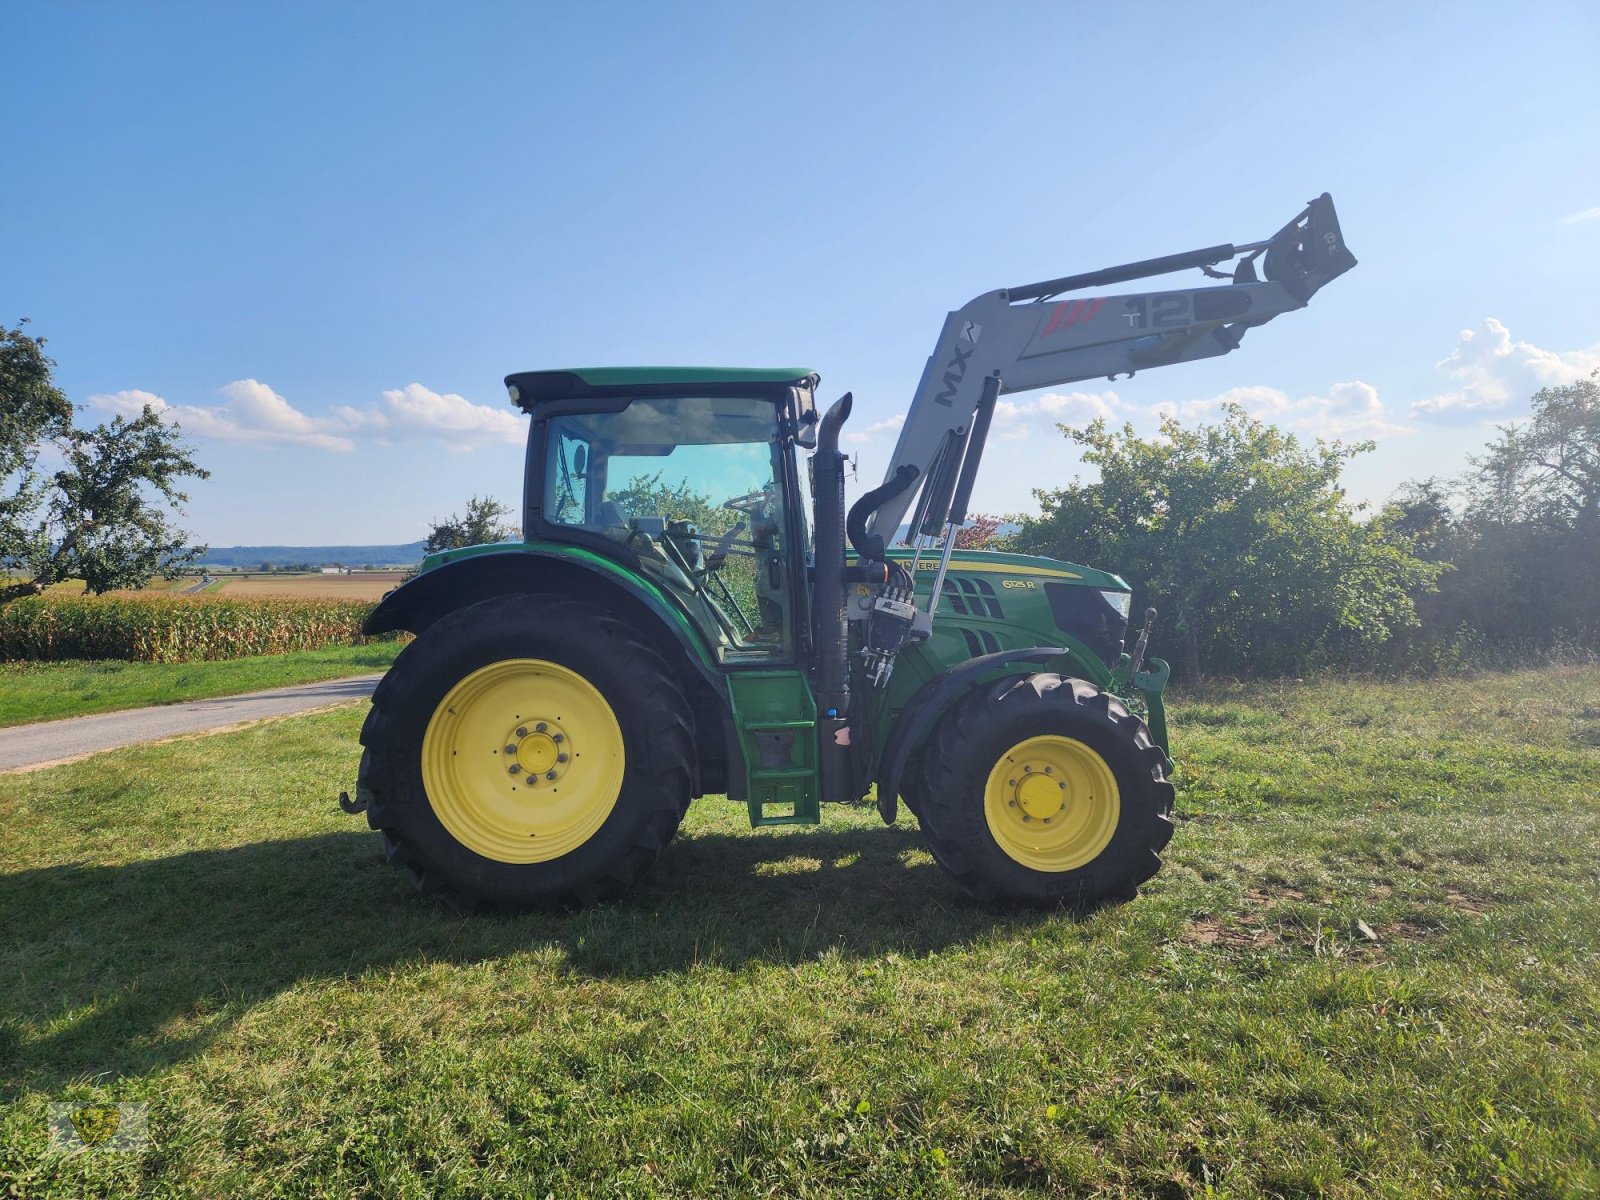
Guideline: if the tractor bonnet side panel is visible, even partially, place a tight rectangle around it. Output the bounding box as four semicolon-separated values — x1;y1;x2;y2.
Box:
865;550;1132;820
873;550;1123;712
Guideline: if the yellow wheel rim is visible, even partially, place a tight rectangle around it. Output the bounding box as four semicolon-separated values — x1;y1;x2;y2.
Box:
421;658;625;864
983;734;1120;872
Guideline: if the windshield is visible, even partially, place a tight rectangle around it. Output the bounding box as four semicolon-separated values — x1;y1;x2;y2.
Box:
543;395;795;661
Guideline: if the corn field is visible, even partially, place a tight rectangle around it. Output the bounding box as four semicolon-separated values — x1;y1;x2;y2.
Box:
0;595;387;663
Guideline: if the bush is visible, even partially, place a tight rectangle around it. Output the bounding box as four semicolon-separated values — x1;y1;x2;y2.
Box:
1011;407;1439;680
0;594;382;663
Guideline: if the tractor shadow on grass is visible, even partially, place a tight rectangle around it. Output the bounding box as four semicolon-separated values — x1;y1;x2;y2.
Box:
1;819;1084;1090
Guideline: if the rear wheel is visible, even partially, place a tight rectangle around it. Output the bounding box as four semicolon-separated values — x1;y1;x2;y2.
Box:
358;595;693;909
917;674;1174;906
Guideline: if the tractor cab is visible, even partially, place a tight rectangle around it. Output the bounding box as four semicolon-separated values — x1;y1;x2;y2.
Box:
507;368;819;664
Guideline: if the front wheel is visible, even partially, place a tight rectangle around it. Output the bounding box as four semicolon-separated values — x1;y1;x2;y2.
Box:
917;674;1174;907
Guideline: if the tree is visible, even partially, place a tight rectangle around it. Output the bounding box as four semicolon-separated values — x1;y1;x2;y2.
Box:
1467;378;1599;533
600;472;761;617
1377;478;1455;560
1;320;73;561
1012;406;1439;678
954;513;1005;550
423;496;517;554
2;322;209;598
1389;378;1600;661
604;471;729;535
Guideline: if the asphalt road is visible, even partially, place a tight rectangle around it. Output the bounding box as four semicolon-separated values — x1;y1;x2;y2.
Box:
0;674;383;773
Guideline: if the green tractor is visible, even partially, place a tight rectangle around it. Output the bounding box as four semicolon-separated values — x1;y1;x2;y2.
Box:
345;196;1355;908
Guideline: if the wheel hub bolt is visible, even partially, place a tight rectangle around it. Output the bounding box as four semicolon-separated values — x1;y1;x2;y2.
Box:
552;733;564;743
515;726;528;738
1044;766;1052;774
508;765;521;775
557;753;568;763
535;722;547;732
504;744;518;755
545;770;557;780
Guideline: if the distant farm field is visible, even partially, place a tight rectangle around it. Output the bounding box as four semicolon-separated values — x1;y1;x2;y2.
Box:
37;577;189;596
2;667;1597;1196
0;594;381;663
212;572;407;602
14;572;408;602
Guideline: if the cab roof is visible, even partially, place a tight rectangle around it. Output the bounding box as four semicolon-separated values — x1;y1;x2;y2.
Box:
506;366;817;411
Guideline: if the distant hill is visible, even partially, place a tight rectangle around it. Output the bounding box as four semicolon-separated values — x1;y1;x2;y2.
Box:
197;542;427;569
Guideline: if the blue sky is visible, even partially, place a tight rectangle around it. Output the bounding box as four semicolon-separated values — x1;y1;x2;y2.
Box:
5;1;1597;545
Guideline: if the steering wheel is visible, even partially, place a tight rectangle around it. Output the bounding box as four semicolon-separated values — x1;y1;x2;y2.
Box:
723;489;768;516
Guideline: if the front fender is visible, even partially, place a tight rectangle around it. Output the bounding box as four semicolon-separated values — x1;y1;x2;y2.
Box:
875;646;1091;825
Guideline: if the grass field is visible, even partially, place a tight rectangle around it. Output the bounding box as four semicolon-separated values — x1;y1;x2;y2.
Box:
2;667;1597;1196
0;643;403;728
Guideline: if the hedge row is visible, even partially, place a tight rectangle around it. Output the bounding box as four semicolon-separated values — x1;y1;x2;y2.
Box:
0;594;384;663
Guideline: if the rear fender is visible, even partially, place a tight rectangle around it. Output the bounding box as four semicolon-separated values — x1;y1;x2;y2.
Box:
365;547;736;796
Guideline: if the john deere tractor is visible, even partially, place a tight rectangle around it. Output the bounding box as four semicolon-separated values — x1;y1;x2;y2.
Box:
345;195;1355;908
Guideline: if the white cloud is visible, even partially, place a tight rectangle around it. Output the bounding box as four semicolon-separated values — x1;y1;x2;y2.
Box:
1128;381;1407;440
1035;389;1121;424
91;380;354;451
1295;381;1406;439
91;389;169;418
1199;385;1291;420
1561;205;1600;225
989;389;1122;440
849;379;1402;447
333;383;525;448
1412;319;1600;422
90;379;524;453
844;412;905;445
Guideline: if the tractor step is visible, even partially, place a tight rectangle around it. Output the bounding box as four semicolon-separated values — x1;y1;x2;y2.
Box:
727;671;822;828
748;768;820;826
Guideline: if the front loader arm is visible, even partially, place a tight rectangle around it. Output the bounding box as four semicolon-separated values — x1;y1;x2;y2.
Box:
863;193;1357;544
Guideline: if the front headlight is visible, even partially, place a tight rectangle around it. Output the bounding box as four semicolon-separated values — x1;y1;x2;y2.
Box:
1100;589;1132;621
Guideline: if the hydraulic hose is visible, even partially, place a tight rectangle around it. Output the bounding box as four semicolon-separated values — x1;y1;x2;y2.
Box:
846;464;919;562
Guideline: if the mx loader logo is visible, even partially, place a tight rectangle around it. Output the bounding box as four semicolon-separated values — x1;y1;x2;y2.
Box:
933;321;980;406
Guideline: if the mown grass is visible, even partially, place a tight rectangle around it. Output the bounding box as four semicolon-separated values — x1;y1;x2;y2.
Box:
0;643;403;728
1;668;1597;1197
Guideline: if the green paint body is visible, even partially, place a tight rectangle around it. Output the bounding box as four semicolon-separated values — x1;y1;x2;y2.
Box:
410;539;1170;822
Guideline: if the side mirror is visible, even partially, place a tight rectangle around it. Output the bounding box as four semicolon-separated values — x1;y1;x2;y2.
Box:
795;410;819;450
790;384;820;449
573;444;588;477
